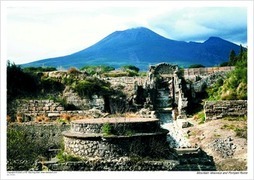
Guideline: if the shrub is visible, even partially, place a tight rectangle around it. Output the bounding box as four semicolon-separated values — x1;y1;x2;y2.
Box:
101;122;114;136
57;118;70;124
7;128;41;170
23;66;57;73
60;113;71;121
80;65;115;75
73;77;111;98
16;113;23;123
7;61;39;101
219;62;229;67
121;65;140;73
104;71;129;77
56;150;82;163
40;77;64;94
193;111;206;124
67;67;80;75
206;48;247;100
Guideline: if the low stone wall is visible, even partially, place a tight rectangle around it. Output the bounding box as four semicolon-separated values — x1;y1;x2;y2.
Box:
8;122;70;150
16;99;64;114
14;99;108;122
7;123;70;170
63;118;171;159
184;66;234;78
70;118;161;134
40;158;179;171
63;93;105;110
204;100;247;120
63;133;169;159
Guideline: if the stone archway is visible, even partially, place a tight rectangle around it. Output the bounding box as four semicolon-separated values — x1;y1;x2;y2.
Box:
153;63;178;76
147;63;179;110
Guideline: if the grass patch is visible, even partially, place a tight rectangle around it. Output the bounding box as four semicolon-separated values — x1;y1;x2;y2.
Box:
223;115;247;122
101;122;114;136
193;111;206;124
235;127;247;139
56;118;70;124
221;123;247;139
56;150;82;163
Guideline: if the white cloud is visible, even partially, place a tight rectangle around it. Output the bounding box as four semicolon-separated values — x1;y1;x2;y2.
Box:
3;1;248;64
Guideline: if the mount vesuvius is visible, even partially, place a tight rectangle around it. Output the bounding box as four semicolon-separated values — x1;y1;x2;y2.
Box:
21;27;242;70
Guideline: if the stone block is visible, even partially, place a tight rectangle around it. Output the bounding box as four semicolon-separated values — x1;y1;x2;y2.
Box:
48;112;60;117
56;107;64;111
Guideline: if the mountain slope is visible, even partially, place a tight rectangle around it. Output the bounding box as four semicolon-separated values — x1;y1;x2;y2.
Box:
21;27;241;70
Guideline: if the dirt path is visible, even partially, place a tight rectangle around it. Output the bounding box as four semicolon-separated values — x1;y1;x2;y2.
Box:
183;117;247;171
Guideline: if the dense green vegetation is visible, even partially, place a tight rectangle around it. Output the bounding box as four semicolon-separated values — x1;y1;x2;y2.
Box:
101;122;114;136
7;63;136;118
56;150;82;163
80;65;115;75
121;65;140;72
7;128;45;170
7;61;63;100
23;66;57;73
72;77;112;98
206;48;247;100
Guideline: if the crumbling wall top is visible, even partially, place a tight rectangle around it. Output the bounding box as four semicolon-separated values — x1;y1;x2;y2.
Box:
149;63;179;76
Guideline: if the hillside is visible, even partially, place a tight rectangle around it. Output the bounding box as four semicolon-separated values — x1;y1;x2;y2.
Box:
21;27;241;70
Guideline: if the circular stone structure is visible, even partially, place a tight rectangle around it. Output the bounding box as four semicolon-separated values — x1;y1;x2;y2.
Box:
62;117;170;159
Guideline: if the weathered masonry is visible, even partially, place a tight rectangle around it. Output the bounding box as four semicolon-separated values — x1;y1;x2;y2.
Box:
145;63;188;118
62;118;171;159
204;100;247;120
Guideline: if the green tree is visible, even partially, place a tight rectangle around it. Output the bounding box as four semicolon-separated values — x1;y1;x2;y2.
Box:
207;48;247;100
188;64;205;68
238;44;244;61
219;62;229;67
229;50;237;65
7;61;39;101
121;65;140;73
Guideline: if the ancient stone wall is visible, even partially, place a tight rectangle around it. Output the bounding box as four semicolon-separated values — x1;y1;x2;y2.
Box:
204;100;247;120
63;134;168;159
40;158;179;171
70;119;161;134
191;71;228;93
15;99;107;122
16;99;64;113
184;66;234;78
8;122;70;151
151;63;178;75
63;92;105;110
63;118;170;159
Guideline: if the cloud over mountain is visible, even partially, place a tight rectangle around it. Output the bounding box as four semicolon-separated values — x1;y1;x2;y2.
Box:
21;27;242;70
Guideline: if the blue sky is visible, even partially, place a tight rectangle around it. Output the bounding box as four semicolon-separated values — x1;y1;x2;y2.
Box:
3;1;248;64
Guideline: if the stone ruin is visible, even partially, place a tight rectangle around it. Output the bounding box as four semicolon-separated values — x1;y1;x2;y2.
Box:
62;117;171;159
145;62;188;119
8;63;241;171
